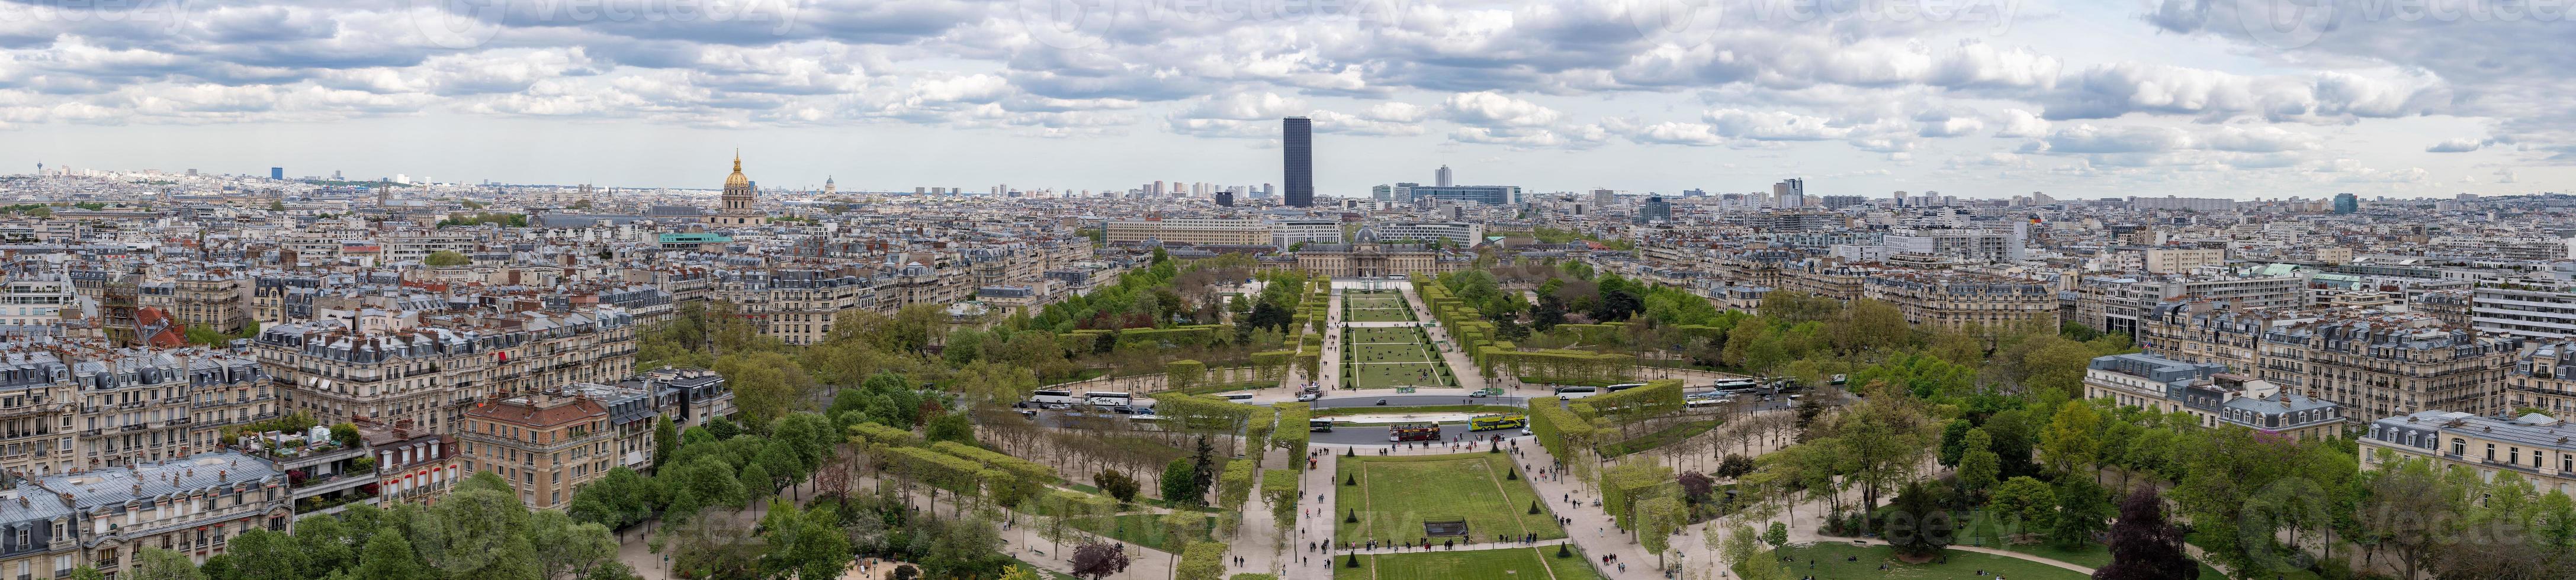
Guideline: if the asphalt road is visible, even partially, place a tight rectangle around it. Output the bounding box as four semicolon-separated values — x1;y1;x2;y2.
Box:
1310;423;1527;446
1310;394;1530;408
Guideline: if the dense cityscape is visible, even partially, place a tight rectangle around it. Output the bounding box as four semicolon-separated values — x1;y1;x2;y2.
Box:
0;124;2568;580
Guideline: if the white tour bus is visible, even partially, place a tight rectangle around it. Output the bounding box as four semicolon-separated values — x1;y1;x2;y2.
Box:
1219;393;1257;403
1554;386;1599;399
1030;389;1080;405
1084;391;1133;407
1604;383;1648;392
1710;379;1759;391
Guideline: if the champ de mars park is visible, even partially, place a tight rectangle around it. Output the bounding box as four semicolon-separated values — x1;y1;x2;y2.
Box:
424;250;2441;580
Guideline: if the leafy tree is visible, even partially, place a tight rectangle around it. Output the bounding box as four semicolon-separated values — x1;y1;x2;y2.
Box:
354;529;430;580
706;415;742;440
1719;523;1786;580
65;568;104;580
127;547;208;580
225;529;309;580
1189;436;1218;502
528;509;621;580
1095;470;1141;503
1882;480;1952;558
2040;400;2103;478
1071;542;1132;580
1636;496;1686;567
1677;471;1715;504
424;250;471;266
1716;455;1756;479
2094;487;2198;580
1936;418;1974;468
714;352;810;427
2050;479;2113;549
293;515;358;575
1161;458;1201;503
417;474;540;579
761;501;853;580
1989;476;2057;540
1530;295;1566;333
2018;337;2096;398
1956;428;2000;501
926;412;975;444
663;456;750;519
653;416;680;468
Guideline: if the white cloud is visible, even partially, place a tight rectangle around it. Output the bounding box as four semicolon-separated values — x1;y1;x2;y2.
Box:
1441;92;1562;128
1992;108;2050;138
2426;137;2482;153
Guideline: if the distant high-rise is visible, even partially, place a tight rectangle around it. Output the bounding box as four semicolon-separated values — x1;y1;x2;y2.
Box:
1637;196;1672;223
1590;188;1616;213
2333;192;2359;214
1215;191;1235;207
1282;117;1313;207
1435;165;1452;187
1772;178;1805;208
270;167;284;180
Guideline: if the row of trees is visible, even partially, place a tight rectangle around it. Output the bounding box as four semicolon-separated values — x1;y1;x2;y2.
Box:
134;472;629;580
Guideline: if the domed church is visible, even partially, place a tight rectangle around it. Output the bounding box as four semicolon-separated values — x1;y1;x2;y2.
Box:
710;152;768;226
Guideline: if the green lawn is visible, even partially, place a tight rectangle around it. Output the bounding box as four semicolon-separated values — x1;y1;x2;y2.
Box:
1342;292;1418;323
1334;454;1564;545
1335;547;1605;580
1343;327;1455;389
1761;542;2086;580
1011;560;1081;580
1950;510;2226;578
1067;513;1216;553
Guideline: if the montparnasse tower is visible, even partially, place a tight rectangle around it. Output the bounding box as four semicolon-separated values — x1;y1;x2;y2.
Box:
716;150;765;226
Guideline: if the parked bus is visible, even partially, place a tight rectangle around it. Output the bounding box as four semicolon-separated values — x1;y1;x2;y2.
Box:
1389;423;1441;442
1219;393;1257;403
1554;386;1599;399
1469;413;1526;431
1030;389;1080;405
1604;383;1648;392
1309;418;1335;433
1710;379;1758;391
1685;397;1733;410
1084;391;1132;407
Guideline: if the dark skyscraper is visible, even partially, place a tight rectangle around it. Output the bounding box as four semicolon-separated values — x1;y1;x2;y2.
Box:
2333;192;2358;214
1282;117;1312;207
269;167;283;180
1214;191;1234;207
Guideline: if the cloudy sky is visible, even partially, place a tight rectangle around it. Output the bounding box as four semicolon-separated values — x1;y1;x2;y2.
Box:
0;0;2567;199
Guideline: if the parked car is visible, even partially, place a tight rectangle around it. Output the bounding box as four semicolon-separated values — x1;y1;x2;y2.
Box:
1042;402;1071;410
1017;410;1039;419
1296;392;1319;402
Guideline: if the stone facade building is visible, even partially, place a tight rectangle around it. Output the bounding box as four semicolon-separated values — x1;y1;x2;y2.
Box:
2084;352;2344;442
458;391;615;510
1859;270;2060;335
255;306;636;435
2257;312;2520;423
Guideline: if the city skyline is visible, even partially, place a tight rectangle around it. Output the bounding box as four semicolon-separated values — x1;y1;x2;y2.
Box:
0;1;2566;199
